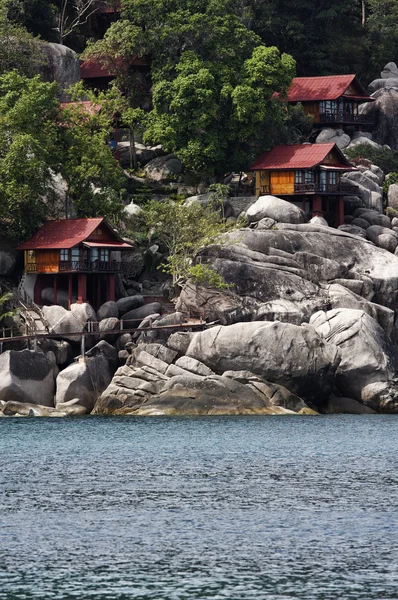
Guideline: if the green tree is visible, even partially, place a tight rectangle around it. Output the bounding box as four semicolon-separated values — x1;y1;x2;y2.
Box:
0;0;45;77
0;71;61;240
137;197;235;288
59;84;125;220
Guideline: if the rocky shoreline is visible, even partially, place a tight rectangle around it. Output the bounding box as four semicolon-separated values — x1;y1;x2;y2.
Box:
3;205;398;416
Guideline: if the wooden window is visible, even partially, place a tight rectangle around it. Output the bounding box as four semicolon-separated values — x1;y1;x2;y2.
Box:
295;171;304;184
60;249;69;261
100;249;109;261
305;170;314;183
328;171;337;185
71;247;80;261
91;248;99;262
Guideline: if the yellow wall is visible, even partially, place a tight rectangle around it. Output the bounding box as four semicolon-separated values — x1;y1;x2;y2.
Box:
24;250;59;273
302;101;320;122
255;171;270;196
270;171;295;195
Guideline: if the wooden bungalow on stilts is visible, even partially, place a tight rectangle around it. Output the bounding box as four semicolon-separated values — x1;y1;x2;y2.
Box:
17;218;133;309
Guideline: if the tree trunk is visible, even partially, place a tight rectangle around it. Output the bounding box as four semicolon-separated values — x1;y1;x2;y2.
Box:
361;0;366;28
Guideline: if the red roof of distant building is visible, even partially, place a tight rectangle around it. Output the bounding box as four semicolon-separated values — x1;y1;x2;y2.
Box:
97;0;121;13
17;218;133;250
59;101;101;114
250;143;356;171
281;75;374;102
80;55;151;79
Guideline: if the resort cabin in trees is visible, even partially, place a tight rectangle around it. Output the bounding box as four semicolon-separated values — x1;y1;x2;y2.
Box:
282;75;375;128
18;218;133;309
250;143;358;227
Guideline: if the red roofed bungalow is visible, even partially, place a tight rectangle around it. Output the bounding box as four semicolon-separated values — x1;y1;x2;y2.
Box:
250;143;358;226
17;218;133;309
80;55;151;92
281;75;374;128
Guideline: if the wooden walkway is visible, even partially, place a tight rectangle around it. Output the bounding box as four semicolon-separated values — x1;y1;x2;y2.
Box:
0;319;211;351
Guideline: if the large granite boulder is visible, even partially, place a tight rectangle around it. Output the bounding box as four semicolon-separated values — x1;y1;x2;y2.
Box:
0;251;16;276
359;87;398;150
144;154;182;182
55;341;118;411
116;295;145;316
365;225;398;253
41;43;80;101
177;224;398;324
311;309;398;412
184;321;340;404
246;195;305;224
70;302;97;327
97;301;118;321
123;302;162;324
315;127;350;149
42;305;83;343
0;349;57;406
388;184;398;209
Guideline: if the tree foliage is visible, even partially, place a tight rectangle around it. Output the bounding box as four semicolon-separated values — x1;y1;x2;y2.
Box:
136;193;236;287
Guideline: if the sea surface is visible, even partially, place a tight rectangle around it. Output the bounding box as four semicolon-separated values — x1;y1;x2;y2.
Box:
0;415;398;600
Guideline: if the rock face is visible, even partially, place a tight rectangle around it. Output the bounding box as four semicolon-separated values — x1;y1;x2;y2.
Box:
41;43;80;101
42;305;83;342
177;225;398;321
311;309;398;412
144;154;183;182
184;321;339;404
246;195;305;224
55;341;118;410
93;339;317;416
0;251;16;276
315;127;350;149
388;184;398;209
359;87;398;150
0;350;57;406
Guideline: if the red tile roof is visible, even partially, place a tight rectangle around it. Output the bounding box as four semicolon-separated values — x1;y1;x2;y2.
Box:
17;218;132;250
283;75;373;102
80;55;150;79
250;143;355;171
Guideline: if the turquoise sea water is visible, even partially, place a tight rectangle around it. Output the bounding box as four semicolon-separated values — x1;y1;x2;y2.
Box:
1;415;398;599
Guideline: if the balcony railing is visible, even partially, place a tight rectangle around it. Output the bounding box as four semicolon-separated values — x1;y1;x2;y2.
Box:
259;183;356;195
294;183;355;194
25;261;124;273
319;112;373;124
59;260;123;273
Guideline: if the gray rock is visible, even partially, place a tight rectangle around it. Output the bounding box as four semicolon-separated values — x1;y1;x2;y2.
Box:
381;62;398;79
368;78;398;93
41;287;70;308
123;202;143;219
123;303;162;324
0;251;16;276
55;341;117;410
315;127;350;149
256;217;277;230
42;305;83;343
175;356;215;377
185;321;340;405
0;349;57;406
37;338;72;366
99;317;120;342
41;43;80;101
122;252;145;279
246;195;305;224
359;88;398;150
144;154;183;182
138;343;177;364
134;349;170;374
310;215;328;226
337;224;367;238
388;184;398;210
116;333;133;351
342;171;383;196
167;332;195;355
311;309;398;412
366;225;398;252
116;295;145;316
323;396;377;414
70;302;97;327
97;301;118;321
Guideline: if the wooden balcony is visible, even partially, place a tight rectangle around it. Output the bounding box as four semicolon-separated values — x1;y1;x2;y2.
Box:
319;112;373;125
59;260;123;273
259;183;356;195
25;261;124;274
294;183;356;194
